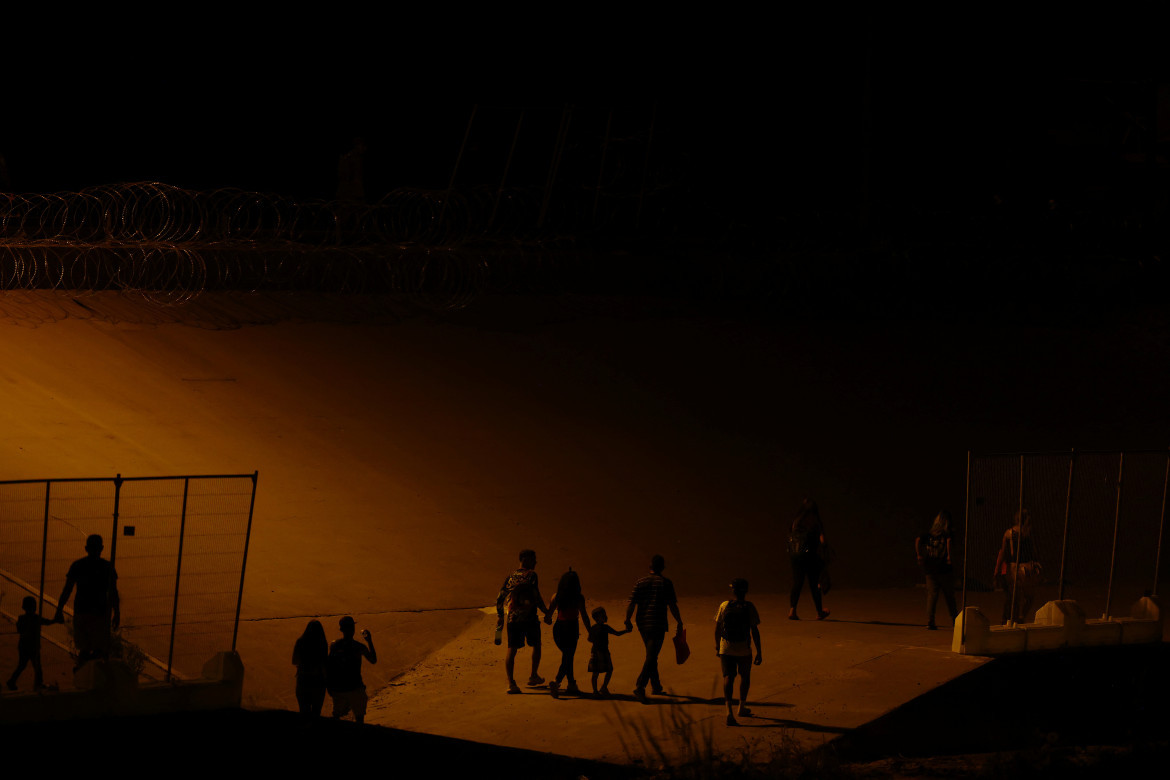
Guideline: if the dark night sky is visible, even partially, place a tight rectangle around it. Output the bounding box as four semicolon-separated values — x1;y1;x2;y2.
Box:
3;25;1164;210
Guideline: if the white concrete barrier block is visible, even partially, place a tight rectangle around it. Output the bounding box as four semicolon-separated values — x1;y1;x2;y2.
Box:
954;607;1026;655
1022;624;1066;651
1081;619;1123;646
1116;617;1161;644
1130;595;1162;625
201;651;245;684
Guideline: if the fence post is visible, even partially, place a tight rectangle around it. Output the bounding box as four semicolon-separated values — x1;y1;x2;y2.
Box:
232;471;259;653
1105;452;1124;618
39;481;51;615
109;474;123;567
167;478;191;681
488;109;524;231
1154;449;1169;596
1058;449;1075;601
961;451;971;645
1008;455;1025;626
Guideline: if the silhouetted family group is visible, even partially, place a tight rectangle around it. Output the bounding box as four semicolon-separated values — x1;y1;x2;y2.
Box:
494;549;765;726
7;534;120;692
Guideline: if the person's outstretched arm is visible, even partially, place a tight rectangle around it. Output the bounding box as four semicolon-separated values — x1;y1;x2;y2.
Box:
361;629;377;664
54;577;75;623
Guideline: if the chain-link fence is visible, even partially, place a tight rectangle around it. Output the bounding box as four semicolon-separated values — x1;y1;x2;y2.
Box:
0;473;257;681
960;451;1168;634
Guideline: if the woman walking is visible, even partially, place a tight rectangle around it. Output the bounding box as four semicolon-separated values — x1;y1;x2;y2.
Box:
788;499;829;620
544;568;591;697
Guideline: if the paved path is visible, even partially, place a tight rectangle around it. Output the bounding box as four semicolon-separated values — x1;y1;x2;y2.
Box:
366;589;989;767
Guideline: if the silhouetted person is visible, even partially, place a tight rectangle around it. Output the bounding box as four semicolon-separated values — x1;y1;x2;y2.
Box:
715;578;761;726
496;549;549;694
327;616;377;723
8;596;51;690
787;499;829;620
624;554;683;701
544;568;591;698
994;509;1040;625
916;511;958;630
292;619;329;716
586;607;629;696
53;534;120;665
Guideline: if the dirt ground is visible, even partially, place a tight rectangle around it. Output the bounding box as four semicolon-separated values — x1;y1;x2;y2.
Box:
2;289;1168;773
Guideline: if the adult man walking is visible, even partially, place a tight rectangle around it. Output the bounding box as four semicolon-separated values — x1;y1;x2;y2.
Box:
327;616;377;724
715;578;762;726
496;549;549;694
53;534;120;665
624;554;683;701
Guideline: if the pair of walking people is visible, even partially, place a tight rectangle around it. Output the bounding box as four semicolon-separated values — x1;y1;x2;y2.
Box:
292;616;377;722
495;550;685;699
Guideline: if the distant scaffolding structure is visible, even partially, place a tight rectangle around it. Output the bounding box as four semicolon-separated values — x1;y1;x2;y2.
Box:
0;473;257;681
961;450;1168;633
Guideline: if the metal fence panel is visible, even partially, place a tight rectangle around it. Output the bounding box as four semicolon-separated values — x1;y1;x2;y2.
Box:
0;473;255;682
963;451;1167;628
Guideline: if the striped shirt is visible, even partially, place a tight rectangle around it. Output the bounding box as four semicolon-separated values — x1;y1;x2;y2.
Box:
628;574;677;634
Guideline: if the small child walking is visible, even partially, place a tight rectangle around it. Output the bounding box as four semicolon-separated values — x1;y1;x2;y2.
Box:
7;596;52;691
586;606;630;697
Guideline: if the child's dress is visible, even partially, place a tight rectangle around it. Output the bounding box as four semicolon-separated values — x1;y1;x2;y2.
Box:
587;623;614;673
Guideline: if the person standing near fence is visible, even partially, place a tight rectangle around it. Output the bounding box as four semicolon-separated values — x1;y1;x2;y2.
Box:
7;596;52;690
916;511;958;630
994;509;1041;624
788;499;829;620
292;619;329;716
53;534;120;666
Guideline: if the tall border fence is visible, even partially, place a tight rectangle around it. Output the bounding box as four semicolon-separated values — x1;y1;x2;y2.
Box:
0;473;257;681
962;451;1168;640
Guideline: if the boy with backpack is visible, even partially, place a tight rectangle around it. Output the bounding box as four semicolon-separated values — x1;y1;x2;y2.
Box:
714;578;761;726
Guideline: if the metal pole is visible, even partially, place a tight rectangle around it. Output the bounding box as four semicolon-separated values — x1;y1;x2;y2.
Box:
167;478;190;680
109;474;123;567
1154;449;1169;596
1058;449;1075;600
231;472;260;653
1104;452;1124;618
488;110;524;230
961;451;972;645
39;481;51;616
538;104;572;231
439;104;477;229
1009;455;1024;625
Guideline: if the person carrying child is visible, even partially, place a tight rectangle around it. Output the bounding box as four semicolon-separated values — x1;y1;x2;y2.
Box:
7;596;53;691
586;606;630;696
544;568;591;698
715;578;762;726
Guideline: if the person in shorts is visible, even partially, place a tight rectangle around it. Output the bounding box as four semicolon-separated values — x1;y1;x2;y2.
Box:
715;578;761;726
327;616;377;723
495;549;549;694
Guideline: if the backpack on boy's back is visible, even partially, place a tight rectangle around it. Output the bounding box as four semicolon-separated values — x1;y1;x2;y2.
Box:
722;599;752;644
